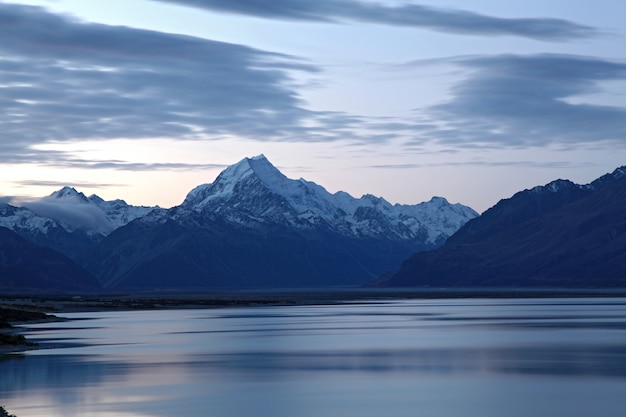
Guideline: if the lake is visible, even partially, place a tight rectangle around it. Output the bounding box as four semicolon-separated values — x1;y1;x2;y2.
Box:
2;297;626;416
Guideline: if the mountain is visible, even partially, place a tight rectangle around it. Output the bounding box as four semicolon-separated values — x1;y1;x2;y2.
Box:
87;155;478;289
371;166;626;288
32;186;156;236
0;226;98;292
0;203;94;263
0;187;157;261
178;155;476;243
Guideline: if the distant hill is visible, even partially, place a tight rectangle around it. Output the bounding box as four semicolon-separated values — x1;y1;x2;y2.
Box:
371;166;626;288
0;226;98;292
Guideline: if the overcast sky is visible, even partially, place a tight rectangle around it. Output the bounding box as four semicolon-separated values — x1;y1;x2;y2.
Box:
1;0;625;212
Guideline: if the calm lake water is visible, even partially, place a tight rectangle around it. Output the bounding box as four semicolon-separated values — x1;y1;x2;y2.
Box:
3;298;626;417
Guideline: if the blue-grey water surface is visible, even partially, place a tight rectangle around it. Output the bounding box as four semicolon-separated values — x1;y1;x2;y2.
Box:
3;298;626;416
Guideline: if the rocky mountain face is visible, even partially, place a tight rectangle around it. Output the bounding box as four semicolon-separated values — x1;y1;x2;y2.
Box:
371;166;626;288
0;226;98;292
0;155;477;292
87;155;478;289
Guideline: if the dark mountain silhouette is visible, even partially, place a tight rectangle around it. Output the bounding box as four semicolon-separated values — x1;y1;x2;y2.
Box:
0;226;99;292
371;166;626;288
86;217;423;289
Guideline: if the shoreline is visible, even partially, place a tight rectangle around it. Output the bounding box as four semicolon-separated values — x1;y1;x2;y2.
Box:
3;288;626;354
0;304;60;355
5;287;626;313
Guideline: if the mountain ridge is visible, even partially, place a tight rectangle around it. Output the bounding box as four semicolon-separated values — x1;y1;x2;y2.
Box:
371;165;626;288
1;155;478;291
0;226;98;292
178;155;477;244
0;188;157;262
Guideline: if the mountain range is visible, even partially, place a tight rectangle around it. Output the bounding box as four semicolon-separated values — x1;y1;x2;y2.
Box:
371;166;626;288
0;155;477;292
0;188;155;262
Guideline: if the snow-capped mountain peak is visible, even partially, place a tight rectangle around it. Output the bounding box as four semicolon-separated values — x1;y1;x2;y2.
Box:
178;155;478;244
49;186;89;203
1;157;477;261
247;154;289;187
183;155;293;208
214;154;286;189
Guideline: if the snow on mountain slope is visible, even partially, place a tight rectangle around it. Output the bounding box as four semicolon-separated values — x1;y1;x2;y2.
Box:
180;155;478;244
0;204;62;236
4;187;156;237
87;194;156;231
181;155;344;227
1;156;477;247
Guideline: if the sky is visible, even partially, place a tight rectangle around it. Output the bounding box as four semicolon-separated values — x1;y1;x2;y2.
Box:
1;0;625;213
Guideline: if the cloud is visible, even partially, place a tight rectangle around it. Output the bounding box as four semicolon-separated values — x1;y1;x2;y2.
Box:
16;180;121;188
11;187;161;233
152;0;598;41
1;3;368;164
34;157;230;171
408;54;626;148
4;187;124;233
367;160;597;169
21;199;114;233
0;3;620;172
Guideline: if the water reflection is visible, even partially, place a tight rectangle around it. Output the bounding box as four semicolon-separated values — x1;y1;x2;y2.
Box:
2;298;626;417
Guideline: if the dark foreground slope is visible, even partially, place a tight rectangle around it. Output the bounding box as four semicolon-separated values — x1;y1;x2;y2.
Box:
0;227;99;292
372;167;626;288
87;217;421;290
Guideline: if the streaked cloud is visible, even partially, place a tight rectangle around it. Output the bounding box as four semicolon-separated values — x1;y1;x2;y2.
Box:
58;160;229;171
407;54;626;148
0;3;362;159
15;180;122;188
367;160;598;169
21;199;113;232
0;2;622;175
152;0;598;41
